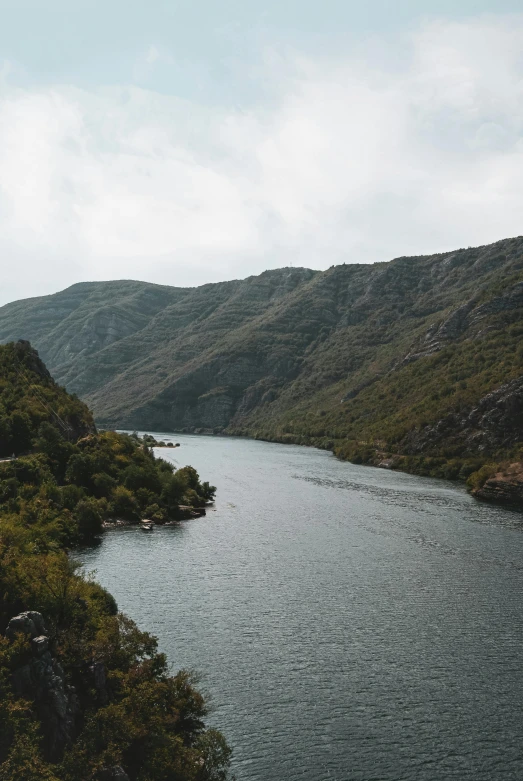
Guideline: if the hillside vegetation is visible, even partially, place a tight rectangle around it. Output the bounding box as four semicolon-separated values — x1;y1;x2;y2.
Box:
2;236;523;490
0;342;230;780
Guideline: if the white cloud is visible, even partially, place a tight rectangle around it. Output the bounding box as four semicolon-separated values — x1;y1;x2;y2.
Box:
2;14;523;305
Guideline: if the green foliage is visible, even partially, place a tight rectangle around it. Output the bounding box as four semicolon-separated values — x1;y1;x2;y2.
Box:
0;345;231;780
108;485;140;522
0;343;93;459
466;464;498;490
0;350;217;542
75;499;103;539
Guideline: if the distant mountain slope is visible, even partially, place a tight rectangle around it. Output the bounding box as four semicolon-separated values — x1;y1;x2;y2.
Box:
0;268;318;419
0;280;188;381
1;238;523;477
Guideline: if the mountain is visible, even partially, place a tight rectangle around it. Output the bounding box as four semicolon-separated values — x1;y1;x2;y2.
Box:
0;269;318;425
1;237;523;493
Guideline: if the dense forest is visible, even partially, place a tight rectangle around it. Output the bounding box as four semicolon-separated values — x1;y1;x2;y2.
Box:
0;341;230;781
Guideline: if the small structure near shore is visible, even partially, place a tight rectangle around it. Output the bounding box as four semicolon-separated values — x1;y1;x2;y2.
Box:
178;505;206;518
140;520;154;531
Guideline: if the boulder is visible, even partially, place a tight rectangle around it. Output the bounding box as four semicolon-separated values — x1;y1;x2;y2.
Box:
32;635;49;655
5;612;80;760
99;767;130;781
6;610;47;640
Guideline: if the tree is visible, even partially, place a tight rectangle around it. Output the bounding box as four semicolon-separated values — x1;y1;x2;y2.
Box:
76;498;103;540
109;486;140;522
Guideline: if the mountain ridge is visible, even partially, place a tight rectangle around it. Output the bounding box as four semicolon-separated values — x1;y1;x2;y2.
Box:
2;236;523;496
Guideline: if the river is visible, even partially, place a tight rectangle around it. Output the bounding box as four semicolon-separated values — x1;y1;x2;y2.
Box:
76;433;523;780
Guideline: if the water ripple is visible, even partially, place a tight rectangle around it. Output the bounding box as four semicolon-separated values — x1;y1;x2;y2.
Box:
78;435;523;781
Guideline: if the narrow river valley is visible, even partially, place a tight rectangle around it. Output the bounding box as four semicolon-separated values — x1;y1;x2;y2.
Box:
77;434;523;781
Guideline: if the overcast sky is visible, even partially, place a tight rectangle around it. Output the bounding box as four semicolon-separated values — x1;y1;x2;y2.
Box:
1;0;523;305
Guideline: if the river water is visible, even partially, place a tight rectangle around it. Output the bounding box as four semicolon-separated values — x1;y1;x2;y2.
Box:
77;433;523;781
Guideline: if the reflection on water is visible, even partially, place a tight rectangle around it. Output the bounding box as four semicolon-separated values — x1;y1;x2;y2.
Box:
77;434;523;781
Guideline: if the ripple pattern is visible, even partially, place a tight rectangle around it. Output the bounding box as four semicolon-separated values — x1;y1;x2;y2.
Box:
77;434;523;780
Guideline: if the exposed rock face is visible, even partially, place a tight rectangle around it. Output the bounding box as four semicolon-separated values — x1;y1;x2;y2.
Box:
90;660;109;705
5;610;47;640
377;458;396;469
404;281;523;363
6;611;80;761
401;376;523;456
98;767;131;781
473;463;523;506
13;340;53;381
466;377;523;449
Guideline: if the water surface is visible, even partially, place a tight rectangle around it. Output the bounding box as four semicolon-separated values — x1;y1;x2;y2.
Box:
77;434;523;780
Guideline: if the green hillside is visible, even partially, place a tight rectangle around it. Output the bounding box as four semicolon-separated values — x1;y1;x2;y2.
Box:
0;342;230;779
0;340;95;459
2;237;523;488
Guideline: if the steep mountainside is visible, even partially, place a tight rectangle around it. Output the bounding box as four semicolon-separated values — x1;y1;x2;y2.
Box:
0;280;188;383
1;237;523;483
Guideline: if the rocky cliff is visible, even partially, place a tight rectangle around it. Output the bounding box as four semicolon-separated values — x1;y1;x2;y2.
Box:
6;611;80;761
4;610;132;779
399;376;523;456
472;464;523;506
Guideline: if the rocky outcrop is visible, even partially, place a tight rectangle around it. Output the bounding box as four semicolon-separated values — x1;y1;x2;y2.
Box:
98;767;131;781
13;340;53;381
473;463;523;506
89;660;109;705
9;339;96;442
466;377;523;449
5;610;47;640
403;281;523;364
5;611;80;761
401;375;523;456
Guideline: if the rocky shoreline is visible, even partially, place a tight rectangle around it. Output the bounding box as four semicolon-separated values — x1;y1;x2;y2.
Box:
139;425;523;512
472;463;523;507
101;502;208;529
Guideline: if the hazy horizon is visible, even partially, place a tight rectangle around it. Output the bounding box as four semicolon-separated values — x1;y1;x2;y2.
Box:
2;1;523;305
3;227;523;307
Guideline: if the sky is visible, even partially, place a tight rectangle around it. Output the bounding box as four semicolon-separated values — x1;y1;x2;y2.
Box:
1;1;523;305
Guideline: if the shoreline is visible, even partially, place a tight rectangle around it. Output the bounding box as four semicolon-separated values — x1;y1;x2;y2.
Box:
111;426;523;513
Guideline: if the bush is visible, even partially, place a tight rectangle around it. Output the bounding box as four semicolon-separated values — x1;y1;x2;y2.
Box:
92;472;117;499
76;498;103;540
109;486;140;522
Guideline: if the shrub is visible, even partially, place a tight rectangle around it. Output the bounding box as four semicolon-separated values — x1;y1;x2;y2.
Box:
76;498;103;540
109;486;140;522
466;464;498;490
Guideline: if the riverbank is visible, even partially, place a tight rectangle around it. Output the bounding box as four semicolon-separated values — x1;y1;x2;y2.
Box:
78;432;523;781
271;435;523;510
0;342;231;780
141;425;523;512
471;462;523;506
